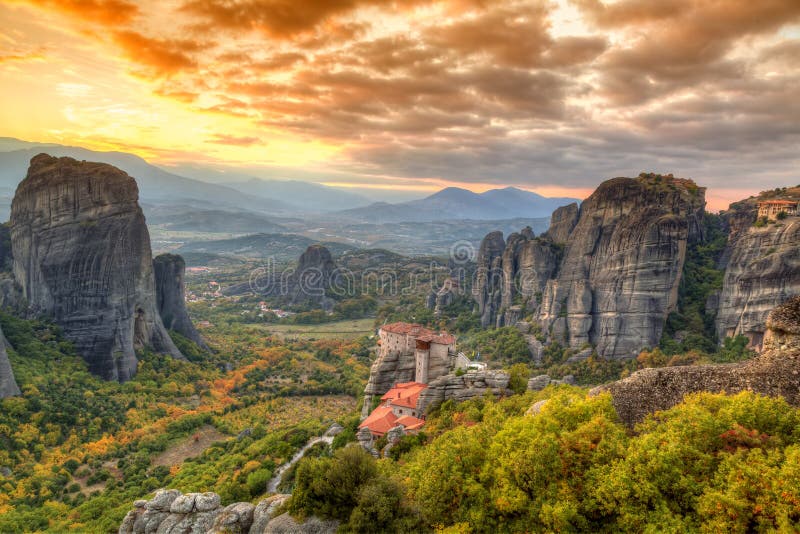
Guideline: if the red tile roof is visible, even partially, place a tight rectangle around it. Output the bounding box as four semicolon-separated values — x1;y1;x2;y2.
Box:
380;382;427;409
380;322;456;346
358;406;397;437
395;415;425;431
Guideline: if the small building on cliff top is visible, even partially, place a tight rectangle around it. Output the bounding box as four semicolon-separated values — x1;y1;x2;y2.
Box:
378;322;456;384
758;199;799;220
359;382;427;437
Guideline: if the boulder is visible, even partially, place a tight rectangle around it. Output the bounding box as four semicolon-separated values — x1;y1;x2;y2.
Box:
209;502;255;534
250;494;291;534
260;513;339;534
527;374;551;391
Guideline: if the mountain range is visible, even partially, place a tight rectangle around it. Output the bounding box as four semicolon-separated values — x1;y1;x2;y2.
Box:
0;138;579;225
335;186;579;222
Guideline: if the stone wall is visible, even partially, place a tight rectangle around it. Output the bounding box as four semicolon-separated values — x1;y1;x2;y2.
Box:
596;296;800;426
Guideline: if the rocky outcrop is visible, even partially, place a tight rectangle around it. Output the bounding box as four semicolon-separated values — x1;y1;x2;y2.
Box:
119;490;336;534
0;326;20;398
596;296;800;426
153;254;208;349
286;245;339;307
226;244;339;309
544;203;579;243
473;227;560;328
416;370;512;413
427;277;462;316
10;154;183;381
362;350;416;410
472;231;506;327
538;175;705;358
715;217;800;350
473;174;706;359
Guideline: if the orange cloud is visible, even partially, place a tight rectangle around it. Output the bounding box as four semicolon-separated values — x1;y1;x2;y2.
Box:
16;0;139;25
0;51;46;64
207;133;261;146
178;0;436;39
111;30;210;77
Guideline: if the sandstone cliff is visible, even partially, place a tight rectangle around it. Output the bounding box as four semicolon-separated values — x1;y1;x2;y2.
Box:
10;154;183;381
543;202;579;244
416;370;512;413
225;244;339;310
472;227;561;326
473;174;705;358
472;230;506;327
598;296;800;426
715;217;800;350
153;254;208;350
0;326;20;398
540;175;705;358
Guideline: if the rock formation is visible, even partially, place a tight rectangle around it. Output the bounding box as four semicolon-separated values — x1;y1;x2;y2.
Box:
226;244;339;309
715;217;800;350
543;203;579;243
471;230;506;327
286;244;339;307
426;277;462;316
416;370;512;413
119;490;338;534
0;326;20;398
10;154;183;381
153;254;208;349
472;224;563;329
473;174;706;359
597;296;800;426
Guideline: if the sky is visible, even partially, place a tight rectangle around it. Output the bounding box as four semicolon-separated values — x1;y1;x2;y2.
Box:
0;0;798;210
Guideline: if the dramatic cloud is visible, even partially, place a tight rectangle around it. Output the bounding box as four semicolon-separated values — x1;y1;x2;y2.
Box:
3;0;800;209
14;0;139;25
111;31;210;77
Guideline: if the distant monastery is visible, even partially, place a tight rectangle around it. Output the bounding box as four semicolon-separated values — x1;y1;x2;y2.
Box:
758;199;799;220
359;322;480;437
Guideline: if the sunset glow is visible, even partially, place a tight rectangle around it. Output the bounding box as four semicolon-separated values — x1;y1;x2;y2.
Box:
1;0;799;209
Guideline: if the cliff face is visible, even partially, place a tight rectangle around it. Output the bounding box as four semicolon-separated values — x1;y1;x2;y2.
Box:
472;225;561;328
0;326;20;398
10;154;183;381
473;174;705;359
225;244;338;309
540;176;705;358
153;254;208;350
287;244;339;306
543;203;579;243
715;218;800;349
598;296;800;426
416;370;511;413
472;230;506;327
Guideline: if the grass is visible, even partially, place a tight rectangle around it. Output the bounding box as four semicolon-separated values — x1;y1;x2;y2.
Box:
256;318;376;340
152;425;230;467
